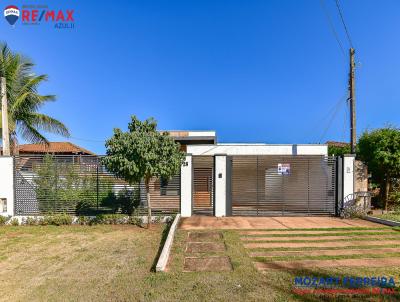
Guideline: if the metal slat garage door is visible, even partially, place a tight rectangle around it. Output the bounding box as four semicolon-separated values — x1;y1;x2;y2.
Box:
230;155;336;216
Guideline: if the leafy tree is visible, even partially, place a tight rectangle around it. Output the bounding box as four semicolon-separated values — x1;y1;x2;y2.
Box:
328;144;351;156
0;43;69;151
358;127;400;211
103;115;185;227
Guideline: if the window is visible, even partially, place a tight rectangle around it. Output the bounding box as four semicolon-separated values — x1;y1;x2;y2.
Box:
0;198;7;213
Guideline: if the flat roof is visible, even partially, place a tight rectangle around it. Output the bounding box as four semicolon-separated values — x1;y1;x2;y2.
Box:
163;130;216;137
216;143;327;146
186;143;328;156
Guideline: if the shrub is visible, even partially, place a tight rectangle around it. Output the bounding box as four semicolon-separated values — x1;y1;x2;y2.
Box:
390;190;400;211
10;218;19;226
128;215;143;227
341;199;368;219
99;188;141;215
77;216;92;225
92;214;128;225
152;215;161;224
42;214;73;226
23;217;40;226
116;188;140;215
34;155;116;215
164;215;174;224
0;215;10;225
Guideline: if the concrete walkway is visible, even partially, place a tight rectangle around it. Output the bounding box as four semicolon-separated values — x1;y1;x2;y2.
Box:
179;216;383;230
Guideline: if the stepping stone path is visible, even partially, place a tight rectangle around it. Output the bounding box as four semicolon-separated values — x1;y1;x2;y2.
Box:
183;231;233;272
186;242;226;253
239;227;400;271
184;256;232;272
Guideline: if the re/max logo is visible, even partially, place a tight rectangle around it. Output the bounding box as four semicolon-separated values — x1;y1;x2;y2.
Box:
21;9;74;22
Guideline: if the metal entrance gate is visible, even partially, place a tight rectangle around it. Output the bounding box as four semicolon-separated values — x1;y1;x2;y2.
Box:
229;155;336;216
192;156;214;215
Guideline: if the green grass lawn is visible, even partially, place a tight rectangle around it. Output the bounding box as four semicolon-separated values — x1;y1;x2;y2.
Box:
168;228;400;302
1;225;400;301
0;225;165;301
375;212;400;222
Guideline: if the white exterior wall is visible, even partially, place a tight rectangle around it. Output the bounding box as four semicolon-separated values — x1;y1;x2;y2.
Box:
214;155;227;217
0;157;14;216
187;144;327;156
343;155;355;200
187;131;216;137
180;155;192;217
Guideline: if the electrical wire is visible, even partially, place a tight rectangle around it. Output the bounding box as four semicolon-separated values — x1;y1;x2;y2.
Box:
319;0;346;57
69;136;104;143
301;91;347;143
335;0;354;48
318;94;348;143
342;95;350;142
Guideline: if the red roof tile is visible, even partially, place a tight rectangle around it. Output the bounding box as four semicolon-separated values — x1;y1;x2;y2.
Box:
18;142;95;155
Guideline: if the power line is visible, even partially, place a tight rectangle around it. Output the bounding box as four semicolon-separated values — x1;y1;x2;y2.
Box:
301;91;347;143
69;136;104;143
318;93;348;143
335;0;354;48
341;95;349;141
319;0;346;57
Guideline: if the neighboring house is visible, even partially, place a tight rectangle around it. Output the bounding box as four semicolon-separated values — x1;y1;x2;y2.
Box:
18;142;95;156
15;142;96;171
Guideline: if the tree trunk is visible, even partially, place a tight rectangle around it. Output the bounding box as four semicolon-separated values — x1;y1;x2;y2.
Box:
385;178;390;212
145;178;151;229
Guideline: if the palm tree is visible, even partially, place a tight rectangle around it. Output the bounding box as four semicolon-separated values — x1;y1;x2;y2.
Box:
0;43;69;153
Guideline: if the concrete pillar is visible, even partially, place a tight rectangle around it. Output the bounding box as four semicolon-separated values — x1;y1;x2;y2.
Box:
343;154;355;201
214;154;227;217
0;157;14;216
180;155;192;217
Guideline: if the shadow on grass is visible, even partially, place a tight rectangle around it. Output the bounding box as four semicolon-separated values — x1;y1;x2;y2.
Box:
228;229;400;302
150;219;174;272
260;265;400;302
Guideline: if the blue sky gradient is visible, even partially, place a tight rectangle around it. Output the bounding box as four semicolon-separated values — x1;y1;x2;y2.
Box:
1;0;399;154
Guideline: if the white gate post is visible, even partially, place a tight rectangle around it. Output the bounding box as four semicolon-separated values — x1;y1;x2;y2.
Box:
214;154;227;217
0;157;14;216
180;155;192;217
343;154;355;201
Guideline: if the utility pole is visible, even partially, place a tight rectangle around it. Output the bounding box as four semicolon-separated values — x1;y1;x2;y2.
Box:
1;77;10;156
349;48;356;154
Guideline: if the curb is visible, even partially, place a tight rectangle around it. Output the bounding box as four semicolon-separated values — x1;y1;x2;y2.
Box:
156;214;181;272
364;216;400;227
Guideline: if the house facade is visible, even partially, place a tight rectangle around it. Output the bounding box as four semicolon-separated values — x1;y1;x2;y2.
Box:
0;133;355;217
170;131;354;217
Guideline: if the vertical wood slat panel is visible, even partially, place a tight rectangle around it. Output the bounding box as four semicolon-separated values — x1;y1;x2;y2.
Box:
192;156;214;215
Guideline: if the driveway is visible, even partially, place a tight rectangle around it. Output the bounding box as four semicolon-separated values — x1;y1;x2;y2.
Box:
179;216;400;271
179;216;383;230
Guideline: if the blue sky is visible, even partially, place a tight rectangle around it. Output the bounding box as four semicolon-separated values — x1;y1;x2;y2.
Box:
1;0;399;154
